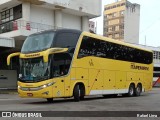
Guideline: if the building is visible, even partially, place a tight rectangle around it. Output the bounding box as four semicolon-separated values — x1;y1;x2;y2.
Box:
103;0;140;44
89;20;96;33
0;0;101;89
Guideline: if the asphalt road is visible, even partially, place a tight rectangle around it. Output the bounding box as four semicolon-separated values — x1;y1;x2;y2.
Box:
0;88;160;120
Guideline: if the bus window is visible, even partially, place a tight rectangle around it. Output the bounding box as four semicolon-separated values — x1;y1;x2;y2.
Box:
78;36;153;64
21;32;54;53
54;33;79;48
19;57;51;82
52;53;72;78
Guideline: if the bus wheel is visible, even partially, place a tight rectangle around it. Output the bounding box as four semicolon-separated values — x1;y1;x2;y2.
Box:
46;98;53;103
73;84;80;102
135;84;142;96
80;85;85;100
127;84;135;97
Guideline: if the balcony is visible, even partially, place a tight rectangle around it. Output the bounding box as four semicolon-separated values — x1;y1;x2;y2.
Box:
18;0;45;5
0;20;60;39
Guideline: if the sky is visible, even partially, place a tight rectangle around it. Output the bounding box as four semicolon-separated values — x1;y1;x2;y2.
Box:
91;0;160;47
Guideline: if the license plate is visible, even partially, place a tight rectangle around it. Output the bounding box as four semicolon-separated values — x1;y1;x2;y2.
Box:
27;93;33;97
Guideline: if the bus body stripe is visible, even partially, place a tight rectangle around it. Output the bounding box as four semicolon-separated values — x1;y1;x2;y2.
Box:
89;89;128;95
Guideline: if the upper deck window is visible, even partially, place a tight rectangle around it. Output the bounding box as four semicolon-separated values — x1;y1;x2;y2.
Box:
21;32;55;53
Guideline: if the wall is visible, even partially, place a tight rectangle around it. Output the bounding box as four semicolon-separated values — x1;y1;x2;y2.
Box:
43;0;101;17
124;3;140;44
62;12;81;30
30;5;54;26
0;70;17;89
0;0;12;5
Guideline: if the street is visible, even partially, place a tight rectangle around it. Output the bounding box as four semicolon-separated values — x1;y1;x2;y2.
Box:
0;88;160;120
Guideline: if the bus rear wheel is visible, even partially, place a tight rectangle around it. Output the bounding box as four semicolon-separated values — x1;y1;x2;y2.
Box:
123;84;135;97
135;84;142;96
127;84;135;97
46;98;53;103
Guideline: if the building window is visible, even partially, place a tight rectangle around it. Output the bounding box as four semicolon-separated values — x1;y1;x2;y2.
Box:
108;27;112;32
115;33;119;38
120;24;124;29
107;14;112;19
120;18;124;23
13;4;22;20
113;5;116;8
121;3;125;6
115;26;119;31
108;34;112;38
153;51;159;59
117;4;120;7
106;6;111;10
120;11;124;16
0;9;13;24
131;7;136;12
112;12;117;17
0;4;22;33
120;31;124;38
112;26;116;31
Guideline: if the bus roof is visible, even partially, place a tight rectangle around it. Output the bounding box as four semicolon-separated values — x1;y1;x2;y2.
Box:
27;29;152;53
30;29;82;36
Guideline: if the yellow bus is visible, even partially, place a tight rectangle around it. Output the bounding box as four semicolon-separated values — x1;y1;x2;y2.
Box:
7;29;153;102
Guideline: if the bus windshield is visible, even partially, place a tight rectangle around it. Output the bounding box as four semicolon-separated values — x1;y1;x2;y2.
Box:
19;57;51;82
19;52;73;82
21;32;55;53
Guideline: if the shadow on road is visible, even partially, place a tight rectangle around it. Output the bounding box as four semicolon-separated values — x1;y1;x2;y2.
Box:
23;94;148;105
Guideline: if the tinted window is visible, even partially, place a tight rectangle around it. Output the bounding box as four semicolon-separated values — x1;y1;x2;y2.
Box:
78;36;153;64
13;4;22;20
53;32;80;48
51;53;72;78
21;32;54;53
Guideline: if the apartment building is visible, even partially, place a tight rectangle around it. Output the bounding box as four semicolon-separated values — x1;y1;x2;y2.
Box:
0;0;101;89
89;20;96;33
104;0;140;44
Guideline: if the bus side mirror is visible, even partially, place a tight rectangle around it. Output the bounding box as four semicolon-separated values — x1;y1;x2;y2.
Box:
43;48;68;62
7;52;20;66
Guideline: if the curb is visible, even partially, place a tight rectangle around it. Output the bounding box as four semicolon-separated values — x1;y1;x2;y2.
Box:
0;90;18;94
0;92;18;94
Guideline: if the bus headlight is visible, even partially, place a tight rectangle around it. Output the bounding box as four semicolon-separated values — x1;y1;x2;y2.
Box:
39;82;56;89
18;82;56;91
18;86;21;89
42;84;47;88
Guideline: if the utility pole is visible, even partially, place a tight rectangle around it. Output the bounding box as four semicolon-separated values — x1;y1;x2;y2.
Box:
145;35;146;46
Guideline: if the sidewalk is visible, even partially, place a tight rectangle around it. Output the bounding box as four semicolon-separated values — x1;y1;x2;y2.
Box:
0;89;17;94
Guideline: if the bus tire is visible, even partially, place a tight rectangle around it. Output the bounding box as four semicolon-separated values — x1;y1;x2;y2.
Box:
135;84;142;96
80;85;85;100
73;84;80;102
46;98;53;103
127;84;135;97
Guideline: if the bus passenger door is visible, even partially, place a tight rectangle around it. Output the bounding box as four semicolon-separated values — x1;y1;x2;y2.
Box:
103;70;116;94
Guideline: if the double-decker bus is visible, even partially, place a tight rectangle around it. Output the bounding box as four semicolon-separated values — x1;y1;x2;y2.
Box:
7;29;153;102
